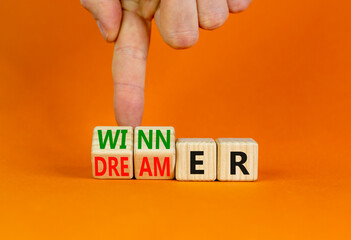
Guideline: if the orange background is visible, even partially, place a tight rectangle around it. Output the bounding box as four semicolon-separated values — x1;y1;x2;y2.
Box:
1;0;350;239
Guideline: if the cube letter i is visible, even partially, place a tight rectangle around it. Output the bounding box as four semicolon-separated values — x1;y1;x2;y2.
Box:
134;127;176;179
176;138;216;181
216;138;258;181
91;126;134;179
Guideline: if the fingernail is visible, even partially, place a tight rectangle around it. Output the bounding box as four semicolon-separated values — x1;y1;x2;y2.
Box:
97;20;108;40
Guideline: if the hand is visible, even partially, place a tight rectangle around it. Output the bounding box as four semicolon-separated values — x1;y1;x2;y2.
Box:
81;0;252;127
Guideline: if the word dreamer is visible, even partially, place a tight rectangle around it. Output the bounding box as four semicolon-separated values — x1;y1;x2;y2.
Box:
91;126;258;181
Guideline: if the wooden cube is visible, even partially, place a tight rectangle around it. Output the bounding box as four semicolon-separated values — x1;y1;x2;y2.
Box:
134;127;175;179
176;138;216;181
91;126;133;179
216;138;258;181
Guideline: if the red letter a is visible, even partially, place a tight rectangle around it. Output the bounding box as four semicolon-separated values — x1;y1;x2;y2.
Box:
139;157;152;176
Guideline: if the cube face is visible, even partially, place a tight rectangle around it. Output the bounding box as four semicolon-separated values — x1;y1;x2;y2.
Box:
91;126;133;179
176;138;216;181
216;138;258;181
134;127;175;179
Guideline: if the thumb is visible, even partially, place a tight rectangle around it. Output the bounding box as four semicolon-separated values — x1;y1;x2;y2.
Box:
81;0;122;42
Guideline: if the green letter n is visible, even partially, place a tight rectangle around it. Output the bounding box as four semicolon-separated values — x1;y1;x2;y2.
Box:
156;130;170;149
98;129;121;149
138;130;153;149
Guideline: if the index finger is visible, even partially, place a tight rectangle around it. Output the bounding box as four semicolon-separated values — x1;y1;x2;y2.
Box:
112;11;151;127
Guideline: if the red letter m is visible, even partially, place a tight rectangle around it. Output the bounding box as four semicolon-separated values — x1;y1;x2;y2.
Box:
154;157;170;176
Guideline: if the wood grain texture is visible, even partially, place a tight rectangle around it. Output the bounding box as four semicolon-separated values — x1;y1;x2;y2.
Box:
216;138;258;181
176;138;216;181
134;126;175;179
91;126;133;179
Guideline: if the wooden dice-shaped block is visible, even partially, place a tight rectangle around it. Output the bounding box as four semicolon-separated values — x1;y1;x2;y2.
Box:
176;138;216;181
216;138;258;181
134;127;175;179
91;126;133;179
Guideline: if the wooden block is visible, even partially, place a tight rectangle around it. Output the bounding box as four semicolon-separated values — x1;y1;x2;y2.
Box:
91;126;133;179
216;138;258;181
134;127;175;179
176;138;216;181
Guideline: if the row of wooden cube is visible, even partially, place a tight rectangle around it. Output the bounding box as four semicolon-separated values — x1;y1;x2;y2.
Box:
91;126;258;181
